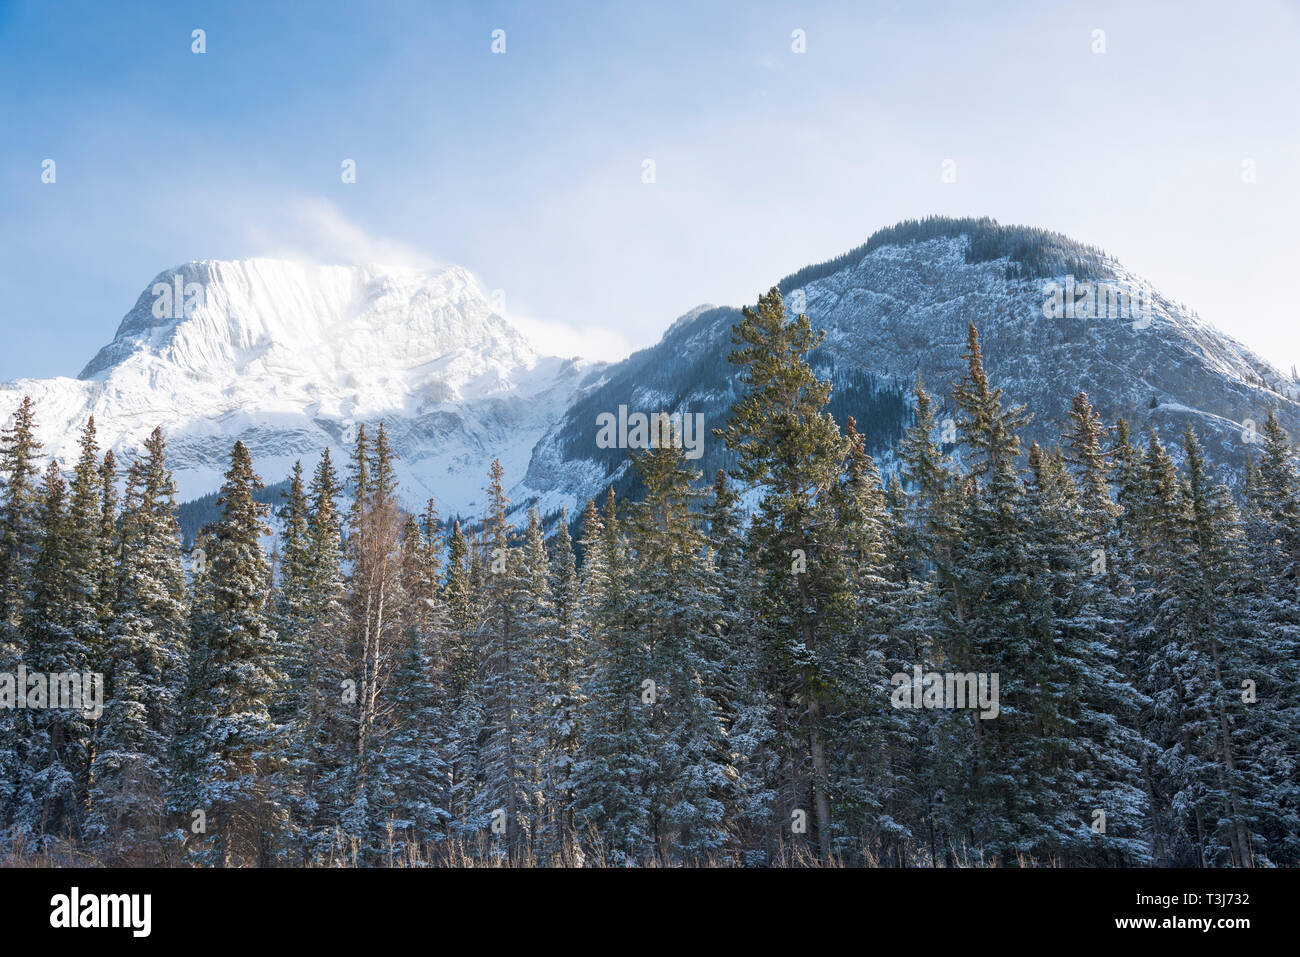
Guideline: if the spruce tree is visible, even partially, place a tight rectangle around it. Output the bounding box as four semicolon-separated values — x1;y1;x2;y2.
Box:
472;459;532;853
370;506;451;862
626;434;734;862
89;428;188;859
170;440;284;866
14;460;83;843
716;286;852;859
574;490;654;862
533;508;585;863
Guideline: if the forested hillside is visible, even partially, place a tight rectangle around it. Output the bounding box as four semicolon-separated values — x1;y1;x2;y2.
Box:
1;289;1295;867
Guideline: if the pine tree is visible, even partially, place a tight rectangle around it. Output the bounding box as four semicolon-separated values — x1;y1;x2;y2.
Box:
1241;410;1300;862
941;322;1040;860
891;377;964;865
170;440;284;866
298;447;346;861
533;509;585;863
275;462;313;706
829;417;914;863
0;396;44;636
574;490;654;862
14;460;86;844
1179;427;1261;865
268;461;313;858
716;286;852;859
472;459;532;854
370;505;451;862
628;434;734;861
87;429;188;859
1022;442;1149;864
0;397;44;831
441;516;485;838
96;449;119;621
703;469;777;863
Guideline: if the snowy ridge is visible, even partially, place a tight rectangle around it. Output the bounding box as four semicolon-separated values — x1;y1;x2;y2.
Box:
511;232;1300;517
3;222;1294;529
2;259;602;519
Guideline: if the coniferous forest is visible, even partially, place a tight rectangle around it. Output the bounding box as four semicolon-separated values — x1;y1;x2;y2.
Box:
1;288;1296;868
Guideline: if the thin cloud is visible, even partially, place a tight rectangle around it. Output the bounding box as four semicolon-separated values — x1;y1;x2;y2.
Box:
246;197;439;271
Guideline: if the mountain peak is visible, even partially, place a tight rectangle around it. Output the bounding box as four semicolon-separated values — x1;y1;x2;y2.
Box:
78;258;534;385
0;255;596;520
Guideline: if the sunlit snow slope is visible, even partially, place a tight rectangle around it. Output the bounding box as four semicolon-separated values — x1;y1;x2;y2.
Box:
0;259;601;519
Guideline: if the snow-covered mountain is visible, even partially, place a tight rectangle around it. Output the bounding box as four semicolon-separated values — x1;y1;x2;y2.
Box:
4;218;1295;534
513;219;1300;517
0;259;601;520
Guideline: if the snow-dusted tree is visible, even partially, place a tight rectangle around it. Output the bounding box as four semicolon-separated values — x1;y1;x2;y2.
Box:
170;440;284;866
322;424;410;861
96;448;119;622
13;461;83;843
532;508;585;863
440;515;489;841
889;378;964;865
941;322;1040;860
1020;442;1149;864
1175;427;1266;865
716;287;853;859
296;447;346;861
267;461;315;857
15;419;107;844
89;428;189;860
368;504;452;861
1240;410;1300;863
703;469;777;863
624;433;734;862
0;396;43;831
470;460;533;853
827;417;914;863
574;490;655;862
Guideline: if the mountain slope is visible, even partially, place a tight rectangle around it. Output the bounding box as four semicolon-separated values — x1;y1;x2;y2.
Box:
3;218;1293;532
1;259;601;522
513;218;1300;516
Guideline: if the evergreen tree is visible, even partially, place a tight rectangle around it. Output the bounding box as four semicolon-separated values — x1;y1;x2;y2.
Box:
716;286;853;859
472;460;533;853
829;417;914;863
96;448;119;621
441;516;485;838
14;460;84;843
328;425;409;861
298;447;346;861
533;509;585;863
574;490;653;862
625;433;734;861
170;440;284;866
88;429;188;859
1022;442;1149;864
370;505;451;862
1241;410;1300;862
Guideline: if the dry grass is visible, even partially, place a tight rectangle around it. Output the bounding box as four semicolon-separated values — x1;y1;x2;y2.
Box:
3;824;1041;868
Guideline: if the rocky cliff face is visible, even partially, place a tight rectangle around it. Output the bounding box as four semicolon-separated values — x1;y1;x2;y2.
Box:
2;258;601;520
514;224;1299;518
4;220;1293;530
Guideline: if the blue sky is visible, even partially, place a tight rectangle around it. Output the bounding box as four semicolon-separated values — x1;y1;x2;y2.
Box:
2;0;1298;380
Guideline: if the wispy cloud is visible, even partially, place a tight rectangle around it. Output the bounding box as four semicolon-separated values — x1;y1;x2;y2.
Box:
245;197;439;271
502;310;632;363
243;198;630;362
